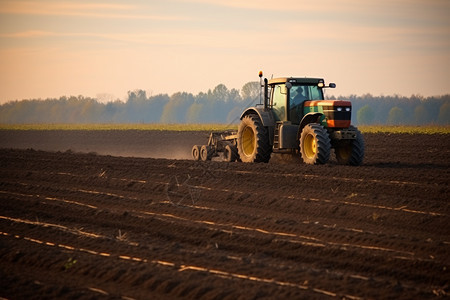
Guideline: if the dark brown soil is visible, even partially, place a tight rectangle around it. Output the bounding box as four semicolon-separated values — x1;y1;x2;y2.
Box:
0;130;210;159
0;130;449;299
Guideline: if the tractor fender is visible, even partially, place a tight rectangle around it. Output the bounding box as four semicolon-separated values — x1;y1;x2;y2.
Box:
297;112;324;139
240;107;275;127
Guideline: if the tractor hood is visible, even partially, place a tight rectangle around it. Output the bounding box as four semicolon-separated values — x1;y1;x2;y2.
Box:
304;100;352;128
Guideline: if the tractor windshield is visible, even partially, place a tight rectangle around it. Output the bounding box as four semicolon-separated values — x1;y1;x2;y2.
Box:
290;85;323;104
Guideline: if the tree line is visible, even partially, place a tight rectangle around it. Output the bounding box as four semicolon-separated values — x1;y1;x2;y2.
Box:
337;94;450;125
0;82;449;125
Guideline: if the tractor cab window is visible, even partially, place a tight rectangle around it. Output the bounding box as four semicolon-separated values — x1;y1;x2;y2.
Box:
290;85;323;103
290;85;308;106
289;85;308;124
271;84;286;121
307;85;324;100
289;85;324;124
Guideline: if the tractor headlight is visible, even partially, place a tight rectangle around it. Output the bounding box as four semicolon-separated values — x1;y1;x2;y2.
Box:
336;107;343;112
345;107;351;112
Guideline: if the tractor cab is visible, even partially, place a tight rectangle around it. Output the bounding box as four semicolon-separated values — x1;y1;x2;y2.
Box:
268;77;328;125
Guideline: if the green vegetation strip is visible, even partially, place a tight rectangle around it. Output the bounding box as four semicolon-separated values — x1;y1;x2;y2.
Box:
0;124;448;134
358;125;450;134
0;124;237;131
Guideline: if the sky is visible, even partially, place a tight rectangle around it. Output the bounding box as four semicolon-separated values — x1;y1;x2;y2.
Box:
0;0;449;103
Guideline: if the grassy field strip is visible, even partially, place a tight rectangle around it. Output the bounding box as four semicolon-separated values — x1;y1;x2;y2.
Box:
0;123;449;134
357;125;450;134
0;123;236;131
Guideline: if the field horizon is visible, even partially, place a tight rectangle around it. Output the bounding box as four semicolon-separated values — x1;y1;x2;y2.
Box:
0;123;449;134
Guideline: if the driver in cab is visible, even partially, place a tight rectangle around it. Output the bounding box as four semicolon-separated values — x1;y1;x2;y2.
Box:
290;86;307;124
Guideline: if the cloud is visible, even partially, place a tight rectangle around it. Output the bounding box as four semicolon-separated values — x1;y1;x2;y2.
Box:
0;31;56;38
0;1;186;20
178;0;446;12
178;0;450;24
176;0;338;12
0;24;257;48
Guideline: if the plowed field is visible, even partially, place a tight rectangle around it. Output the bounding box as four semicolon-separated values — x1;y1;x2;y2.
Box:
0;131;449;299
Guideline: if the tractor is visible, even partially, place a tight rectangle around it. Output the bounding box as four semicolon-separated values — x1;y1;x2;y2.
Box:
192;72;364;165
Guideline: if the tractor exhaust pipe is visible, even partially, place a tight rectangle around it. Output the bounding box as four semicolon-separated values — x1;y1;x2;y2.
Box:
259;71;269;109
264;78;268;109
258;71;263;106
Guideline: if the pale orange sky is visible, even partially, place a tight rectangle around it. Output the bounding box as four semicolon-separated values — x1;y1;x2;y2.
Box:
0;0;449;103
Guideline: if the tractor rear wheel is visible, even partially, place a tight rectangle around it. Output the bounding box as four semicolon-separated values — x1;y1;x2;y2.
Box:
237;114;271;163
300;123;331;164
192;145;201;161
335;126;365;165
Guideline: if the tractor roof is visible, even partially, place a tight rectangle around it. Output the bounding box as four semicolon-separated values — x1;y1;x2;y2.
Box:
268;77;324;85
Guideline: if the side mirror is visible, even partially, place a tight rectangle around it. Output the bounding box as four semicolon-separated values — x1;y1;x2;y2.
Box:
329;83;336;88
285;82;292;89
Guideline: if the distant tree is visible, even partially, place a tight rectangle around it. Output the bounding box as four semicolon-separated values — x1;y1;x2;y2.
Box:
228;88;241;103
103;101;119;122
414;104;430;125
212;84;229;102
438;101;450;124
147;94;169;122
2;87;450;125
387;106;405;125
125;89;147;122
357;105;375;125
226;106;243;124
241;81;260;101
185;102;204;123
127;89;147;103
160;92;194;123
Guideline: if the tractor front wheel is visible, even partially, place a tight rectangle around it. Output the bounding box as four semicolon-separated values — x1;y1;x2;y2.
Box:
300;123;331;164
335;126;365;165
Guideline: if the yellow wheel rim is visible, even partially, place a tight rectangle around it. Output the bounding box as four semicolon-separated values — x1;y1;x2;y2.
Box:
304;134;317;158
242;126;255;156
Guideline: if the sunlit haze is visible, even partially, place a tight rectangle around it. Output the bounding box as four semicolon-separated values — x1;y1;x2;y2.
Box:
0;0;449;103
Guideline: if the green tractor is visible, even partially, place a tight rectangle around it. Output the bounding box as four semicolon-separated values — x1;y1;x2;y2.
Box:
192;72;364;165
